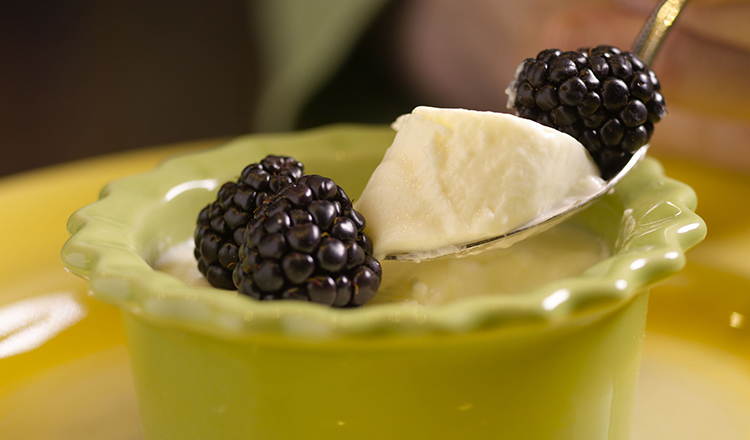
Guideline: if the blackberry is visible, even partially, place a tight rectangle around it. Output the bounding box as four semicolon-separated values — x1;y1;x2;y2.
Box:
233;175;382;307
194;155;304;289
507;45;666;179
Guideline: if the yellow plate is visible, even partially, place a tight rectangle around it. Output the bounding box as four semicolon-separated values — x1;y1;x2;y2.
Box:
0;144;748;440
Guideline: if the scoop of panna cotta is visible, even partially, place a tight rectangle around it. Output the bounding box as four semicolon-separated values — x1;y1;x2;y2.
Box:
353;106;605;260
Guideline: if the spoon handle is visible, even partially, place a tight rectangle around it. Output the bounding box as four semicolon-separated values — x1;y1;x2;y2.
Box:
632;0;690;66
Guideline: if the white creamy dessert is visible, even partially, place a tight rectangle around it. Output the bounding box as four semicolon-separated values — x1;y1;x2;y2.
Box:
353;106;604;260
156;222;609;307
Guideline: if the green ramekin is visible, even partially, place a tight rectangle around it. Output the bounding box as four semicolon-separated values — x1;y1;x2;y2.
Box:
62;125;706;440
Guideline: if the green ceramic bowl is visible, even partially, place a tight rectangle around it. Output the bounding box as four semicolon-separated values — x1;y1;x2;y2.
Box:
62;125;705;440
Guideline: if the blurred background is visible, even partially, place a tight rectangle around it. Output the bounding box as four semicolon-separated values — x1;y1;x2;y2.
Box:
0;0;258;177
0;0;418;178
3;0;749;177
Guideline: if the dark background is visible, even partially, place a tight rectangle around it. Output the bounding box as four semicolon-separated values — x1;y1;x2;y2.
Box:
0;0;258;177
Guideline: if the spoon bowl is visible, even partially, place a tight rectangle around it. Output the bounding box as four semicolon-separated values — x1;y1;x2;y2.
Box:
384;146;648;261
385;0;687;262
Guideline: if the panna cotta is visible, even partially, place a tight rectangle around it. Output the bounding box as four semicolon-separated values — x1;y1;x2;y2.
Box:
353;106;604;259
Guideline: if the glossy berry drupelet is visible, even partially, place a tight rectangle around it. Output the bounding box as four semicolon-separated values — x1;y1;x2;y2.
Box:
507;45;667;179
194;155;304;289
233;175;382;307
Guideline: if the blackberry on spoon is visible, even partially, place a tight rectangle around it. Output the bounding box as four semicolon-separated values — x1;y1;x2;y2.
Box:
381;0;687;261
507;45;666;179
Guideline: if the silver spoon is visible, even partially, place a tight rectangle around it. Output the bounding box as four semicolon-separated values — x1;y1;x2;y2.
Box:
385;0;688;262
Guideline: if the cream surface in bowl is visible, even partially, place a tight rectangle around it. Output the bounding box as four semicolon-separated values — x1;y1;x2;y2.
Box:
157;221;610;307
62;125;706;440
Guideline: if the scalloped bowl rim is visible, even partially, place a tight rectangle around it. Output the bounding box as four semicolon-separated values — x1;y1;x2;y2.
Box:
61;124;706;340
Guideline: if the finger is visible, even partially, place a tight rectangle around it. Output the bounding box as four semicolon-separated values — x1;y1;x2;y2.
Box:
680;4;750;51
651;105;750;173
621;0;750;9
619;0;750;50
542;7;750;121
540;7;638;55
655;27;750;121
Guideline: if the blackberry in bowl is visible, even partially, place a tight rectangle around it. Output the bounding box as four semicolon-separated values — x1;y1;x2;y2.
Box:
233;175;381;306
62;124;704;440
194;155;304;289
